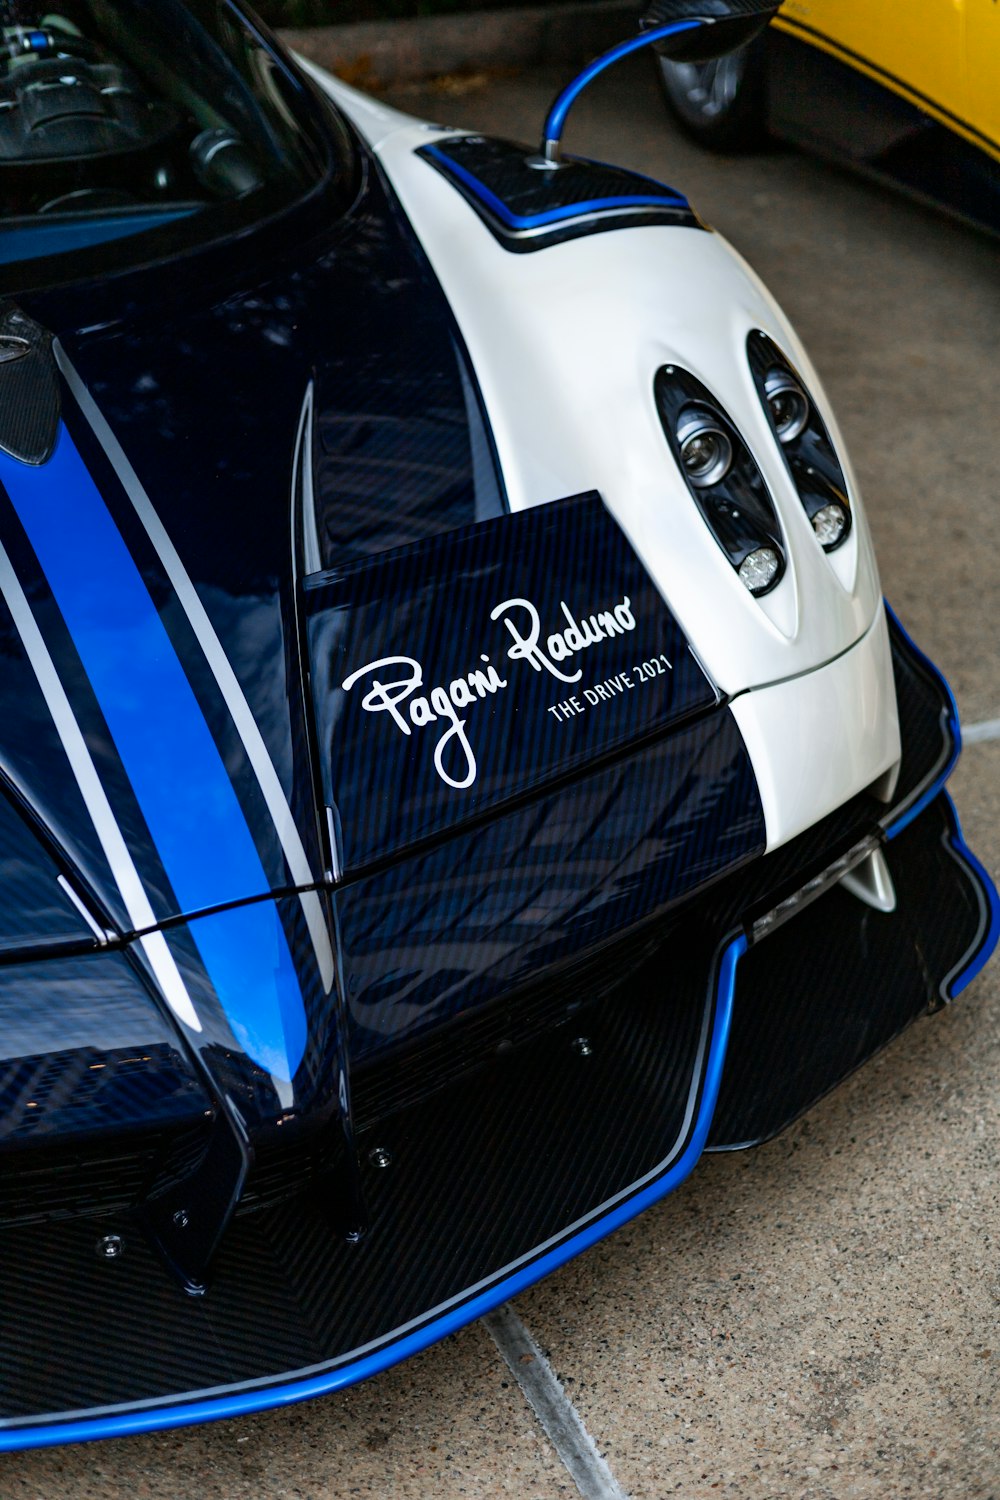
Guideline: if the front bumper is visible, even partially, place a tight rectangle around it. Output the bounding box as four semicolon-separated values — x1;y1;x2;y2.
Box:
1;608;996;1448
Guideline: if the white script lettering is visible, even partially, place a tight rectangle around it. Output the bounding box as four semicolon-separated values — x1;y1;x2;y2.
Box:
342;592;637;790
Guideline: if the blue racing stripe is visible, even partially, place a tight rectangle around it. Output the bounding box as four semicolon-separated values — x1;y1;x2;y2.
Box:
0;425;307;1080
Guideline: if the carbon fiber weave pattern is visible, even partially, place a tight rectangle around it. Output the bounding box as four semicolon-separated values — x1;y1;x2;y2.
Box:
708;792;987;1148
0;307;59;466
417;137;698;251
0;610;990;1432
0;931;717;1421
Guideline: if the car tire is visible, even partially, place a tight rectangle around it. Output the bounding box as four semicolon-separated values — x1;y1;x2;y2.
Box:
655;38;769;153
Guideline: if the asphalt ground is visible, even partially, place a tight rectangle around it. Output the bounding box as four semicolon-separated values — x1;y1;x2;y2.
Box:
5;55;1000;1500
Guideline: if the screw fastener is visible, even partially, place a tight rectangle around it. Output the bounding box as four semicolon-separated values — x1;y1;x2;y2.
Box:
369;1146;393;1169
172;1209;190;1229
96;1233;124;1261
571;1036;594;1058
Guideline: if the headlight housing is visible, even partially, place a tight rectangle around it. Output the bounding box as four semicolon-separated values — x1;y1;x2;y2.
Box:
655;365;786;597
748;331;852;553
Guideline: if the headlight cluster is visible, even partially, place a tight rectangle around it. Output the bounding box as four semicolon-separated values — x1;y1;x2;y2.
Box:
654;365;785;597
655;335;853;597
748;330;852;553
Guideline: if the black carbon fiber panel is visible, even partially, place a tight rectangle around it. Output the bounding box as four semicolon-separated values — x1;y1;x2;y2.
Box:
0;307;59;466
0;930;717;1422
308;491;723;874
708;793;986;1149
0;607;988;1430
337;711;762;1060
351;922;662;1128
416;137;699;251
885;607;957;824
0;787;101;954
0;1121;206;1228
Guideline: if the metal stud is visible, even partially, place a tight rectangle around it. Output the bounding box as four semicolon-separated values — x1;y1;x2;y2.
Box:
96;1233;124;1261
369;1146;393;1169
571;1036;594;1058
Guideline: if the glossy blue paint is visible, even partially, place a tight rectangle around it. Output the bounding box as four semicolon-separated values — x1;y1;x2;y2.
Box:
420;143;688;230
0;210;196;265
943;792;1000;999
0;933;746;1451
0;427;307;1080
542;19;702;149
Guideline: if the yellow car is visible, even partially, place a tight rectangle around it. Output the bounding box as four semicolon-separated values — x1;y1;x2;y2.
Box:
657;0;1000;234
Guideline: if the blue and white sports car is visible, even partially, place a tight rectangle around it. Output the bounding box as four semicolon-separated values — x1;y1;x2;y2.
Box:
0;0;995;1449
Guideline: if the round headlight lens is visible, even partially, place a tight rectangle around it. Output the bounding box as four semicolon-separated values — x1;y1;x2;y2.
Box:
764;370;809;443
676;409;732;487
811;501;848;550
738;546;780;595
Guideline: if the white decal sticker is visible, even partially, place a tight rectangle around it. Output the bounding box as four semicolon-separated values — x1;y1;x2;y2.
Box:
341;594;642;790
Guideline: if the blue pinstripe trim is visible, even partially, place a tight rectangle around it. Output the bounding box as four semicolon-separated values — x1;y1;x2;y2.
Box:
0;934;745;1450
0;426;307;1081
883;599;961;841
0;209;195;265
943;792;1000;999
422;145;689;231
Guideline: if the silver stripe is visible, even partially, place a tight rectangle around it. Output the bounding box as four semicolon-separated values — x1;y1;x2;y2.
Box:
508;203;690;242
0;542;201;1031
293;380;323;577
56;873;112;945
56;347;335;992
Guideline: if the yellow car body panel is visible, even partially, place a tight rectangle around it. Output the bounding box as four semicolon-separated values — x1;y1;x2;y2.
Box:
774;0;999;162
967;0;1000;151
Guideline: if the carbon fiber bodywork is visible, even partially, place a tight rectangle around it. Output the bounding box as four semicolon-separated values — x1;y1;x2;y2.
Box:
0;1;996;1451
416;136;699;251
0;613;996;1444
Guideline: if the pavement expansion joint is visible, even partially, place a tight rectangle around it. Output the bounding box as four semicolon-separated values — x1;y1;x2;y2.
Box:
484;1304;631;1500
963;717;1000;744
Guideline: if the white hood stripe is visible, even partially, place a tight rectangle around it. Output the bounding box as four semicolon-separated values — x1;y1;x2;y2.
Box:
0;539;202;1031
55;346;335;992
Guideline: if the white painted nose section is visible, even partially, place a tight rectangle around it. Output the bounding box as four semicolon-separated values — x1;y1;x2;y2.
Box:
361;118;881;699
311;74;901;848
730;605;900;851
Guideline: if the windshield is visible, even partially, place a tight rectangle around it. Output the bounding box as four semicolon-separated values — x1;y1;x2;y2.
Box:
0;0;338;280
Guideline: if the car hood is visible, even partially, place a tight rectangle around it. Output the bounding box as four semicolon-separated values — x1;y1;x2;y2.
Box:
0;150;729;947
0;157;512;939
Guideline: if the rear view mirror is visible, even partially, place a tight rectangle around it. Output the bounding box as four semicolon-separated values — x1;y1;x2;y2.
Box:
640;1;780;61
541;0;781;160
